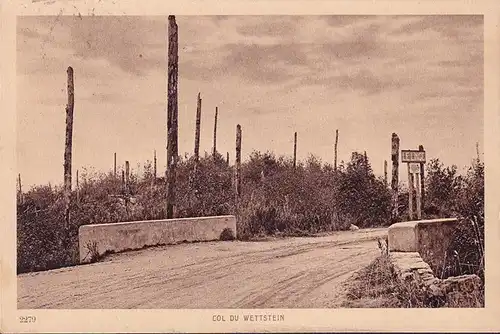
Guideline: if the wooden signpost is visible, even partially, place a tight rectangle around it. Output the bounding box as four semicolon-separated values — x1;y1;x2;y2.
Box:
401;149;426;220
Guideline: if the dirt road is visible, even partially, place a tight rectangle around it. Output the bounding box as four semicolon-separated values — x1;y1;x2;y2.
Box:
18;228;387;309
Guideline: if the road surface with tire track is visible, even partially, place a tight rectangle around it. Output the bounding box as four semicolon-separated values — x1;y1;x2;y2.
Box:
18;228;387;309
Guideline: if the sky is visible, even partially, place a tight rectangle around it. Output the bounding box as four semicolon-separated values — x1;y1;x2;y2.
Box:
16;15;483;188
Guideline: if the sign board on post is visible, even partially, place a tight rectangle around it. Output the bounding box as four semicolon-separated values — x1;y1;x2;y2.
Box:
403;148;426;221
401;150;426;163
409;162;420;174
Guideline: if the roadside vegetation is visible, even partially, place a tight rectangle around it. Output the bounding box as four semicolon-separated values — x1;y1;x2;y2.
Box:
343;156;484;308
17;150;483;279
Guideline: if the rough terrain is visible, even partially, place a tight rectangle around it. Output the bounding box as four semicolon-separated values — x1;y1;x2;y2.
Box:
18;228;387;309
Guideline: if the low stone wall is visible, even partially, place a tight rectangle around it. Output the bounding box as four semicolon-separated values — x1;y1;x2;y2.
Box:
389;251;482;306
390;251;439;286
388;218;458;275
79;215;237;263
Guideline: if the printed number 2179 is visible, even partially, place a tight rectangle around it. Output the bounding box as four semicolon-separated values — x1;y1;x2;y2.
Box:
19;315;36;323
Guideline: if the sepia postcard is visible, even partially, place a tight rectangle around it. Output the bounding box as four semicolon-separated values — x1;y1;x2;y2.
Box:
1;0;500;332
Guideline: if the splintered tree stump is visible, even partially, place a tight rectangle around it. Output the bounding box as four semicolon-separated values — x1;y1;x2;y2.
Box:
194;92;202;163
166;15;179;219
63;66;74;231
334;129;339;172
213;106;218;158
235;124;242;208
293;132;297;169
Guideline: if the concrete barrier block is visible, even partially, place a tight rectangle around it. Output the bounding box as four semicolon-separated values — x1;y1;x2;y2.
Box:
388;218;459;275
79;215;237;263
388;221;419;252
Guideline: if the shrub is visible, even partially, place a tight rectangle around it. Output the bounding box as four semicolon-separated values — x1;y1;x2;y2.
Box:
84;241;100;263
423;158;484;281
219;228;235;241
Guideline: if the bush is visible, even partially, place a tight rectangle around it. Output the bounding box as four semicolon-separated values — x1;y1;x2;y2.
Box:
422;158;484;281
219;228;235;241
17;185;77;273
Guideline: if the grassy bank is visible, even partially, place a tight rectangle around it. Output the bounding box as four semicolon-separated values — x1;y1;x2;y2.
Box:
342;255;484;308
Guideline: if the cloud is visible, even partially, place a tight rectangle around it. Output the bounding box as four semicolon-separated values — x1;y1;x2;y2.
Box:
17;16;166;76
67;16;165;76
176;15;481;101
301;68;406;96
391;15;483;39
222;43;308;83
19;15;481;106
322;15;374;27
180;42;309;85
235;16;302;38
326;29;381;60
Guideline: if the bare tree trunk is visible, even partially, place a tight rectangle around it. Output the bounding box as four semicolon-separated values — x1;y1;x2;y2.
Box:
76;169;79;203
363;151;368;175
384;160;388;188
114;152;117;177
226;152;229;165
418;145;425;213
293;132;297;169
125;161;131;219
63;66;74;232
121;170;125;194
235;125;242;210
166;15;179;219
153;149;157;179
391;133;400;220
334;129;338;172
194;93;201;162
190;93;202;200
213;106;218;158
17;173;23;205
150;149;157;189
476;142;480;162
125;161;130;195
